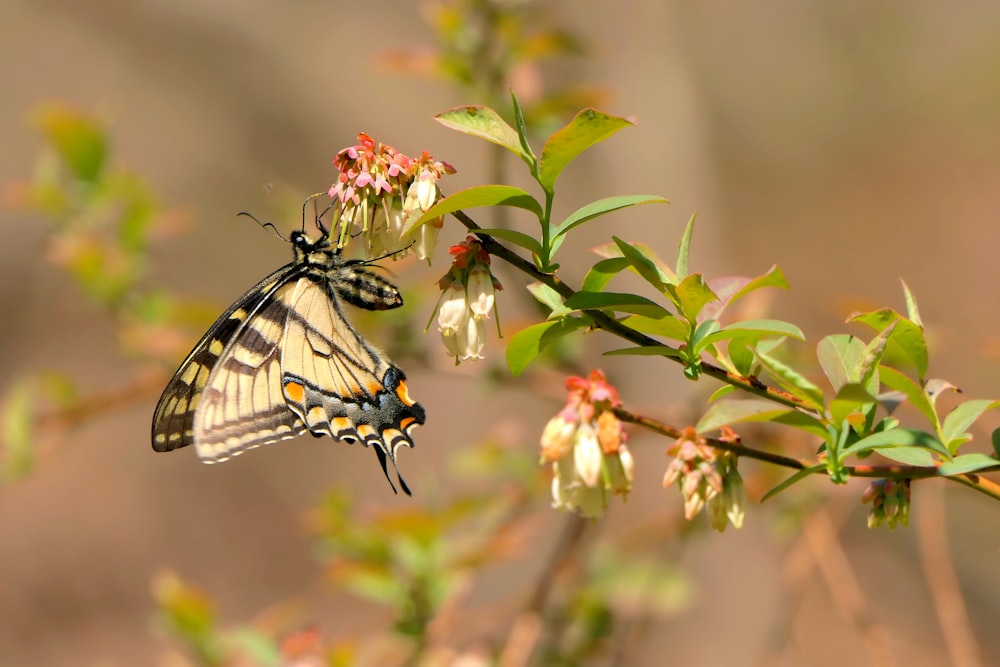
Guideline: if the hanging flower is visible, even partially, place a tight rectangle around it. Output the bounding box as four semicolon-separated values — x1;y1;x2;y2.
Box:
861;478;911;529
430;237;502;363
663;426;746;531
540;370;633;518
326;134;454;258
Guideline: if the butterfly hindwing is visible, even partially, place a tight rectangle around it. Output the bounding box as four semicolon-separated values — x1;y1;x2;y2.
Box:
279;273;425;493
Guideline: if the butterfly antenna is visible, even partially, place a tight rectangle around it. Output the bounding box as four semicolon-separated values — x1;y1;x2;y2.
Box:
237;211;288;242
301;192;330;236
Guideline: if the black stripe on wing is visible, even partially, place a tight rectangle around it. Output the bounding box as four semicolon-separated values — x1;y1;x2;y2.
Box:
151;262;301;452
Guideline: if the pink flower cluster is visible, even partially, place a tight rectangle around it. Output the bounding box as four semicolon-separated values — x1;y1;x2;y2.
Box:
328;133;454;260
540;370;633;518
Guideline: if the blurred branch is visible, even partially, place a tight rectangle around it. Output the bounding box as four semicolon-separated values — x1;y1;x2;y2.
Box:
917;484;982;667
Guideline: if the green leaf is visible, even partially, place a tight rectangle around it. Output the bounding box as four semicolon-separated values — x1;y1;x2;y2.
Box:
620;313;689;342
506;321;555;377
696;398;826;437
525;282;567;316
605;345;682;360
993;428;1000;458
817;334;866;393
876;446;936;466
701;319;804;348
761;465;824;502
435;105;529;162
510;90;536;162
564;291;672;318
35;106;107;183
676;213;696;279
506;318;590;376
829;383;879;425
839;428;950;460
754;349;826;411
937;453;999;476
226;630;280;667
849;308;928;379
612;237;670;292
728;337;756;377
469;227;543;257
690;319;720;353
405;185;543;235
941;399;1000;454
879;366;937;428
581;257;630;292
900;279;923;328
594;240;677;284
555;195;669;238
672;273;718;323
538;109;633;191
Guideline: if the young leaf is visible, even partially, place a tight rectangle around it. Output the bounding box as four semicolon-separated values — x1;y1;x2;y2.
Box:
509;90;536;163
817;334;866;393
538;109;634;191
900;279;923;328
941;399;1000;454
564;291;672;318
605;345;682;360
761;465;824;502
507;321;556;377
405;185;543;235
839;428;950;460
555;195;669;239
581;257;631;292
676;213;696;279
937;453;1000;476
593;240;677;284
876;446;936;466
470;228;543;257
829;383;879;426
612;237;671;292
689;319;721;354
673;273;718;323
754;348;826;411
849;308;928;379
701;319;804;348
696;398;825;437
878;366;937;429
435;105;530;163
526;282;567;316
620;313;689;342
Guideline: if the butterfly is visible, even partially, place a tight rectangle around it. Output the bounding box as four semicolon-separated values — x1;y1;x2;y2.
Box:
151;201;425;494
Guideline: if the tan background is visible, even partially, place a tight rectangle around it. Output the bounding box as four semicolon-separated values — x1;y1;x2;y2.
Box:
2;1;1000;665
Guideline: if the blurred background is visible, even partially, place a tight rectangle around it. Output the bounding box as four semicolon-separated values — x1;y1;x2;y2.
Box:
2;1;1000;665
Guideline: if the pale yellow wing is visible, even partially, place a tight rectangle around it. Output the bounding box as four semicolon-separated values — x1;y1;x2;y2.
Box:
192;281;307;462
279;278;425;493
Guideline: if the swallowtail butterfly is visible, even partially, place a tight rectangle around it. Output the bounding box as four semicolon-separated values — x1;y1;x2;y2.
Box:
151;202;424;494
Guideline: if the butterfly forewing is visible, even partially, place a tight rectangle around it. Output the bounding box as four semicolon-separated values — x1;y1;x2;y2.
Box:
193;281;308;461
151;228;424;494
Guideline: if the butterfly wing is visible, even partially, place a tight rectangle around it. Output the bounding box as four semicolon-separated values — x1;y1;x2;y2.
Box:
191;277;312;462
279;276;425;494
151;264;305;456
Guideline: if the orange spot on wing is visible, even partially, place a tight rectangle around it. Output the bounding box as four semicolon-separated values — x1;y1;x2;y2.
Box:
400;417;418;430
285;381;304;404
395;380;416;406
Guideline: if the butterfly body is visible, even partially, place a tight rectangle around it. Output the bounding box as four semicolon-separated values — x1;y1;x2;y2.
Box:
152;229;423;494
